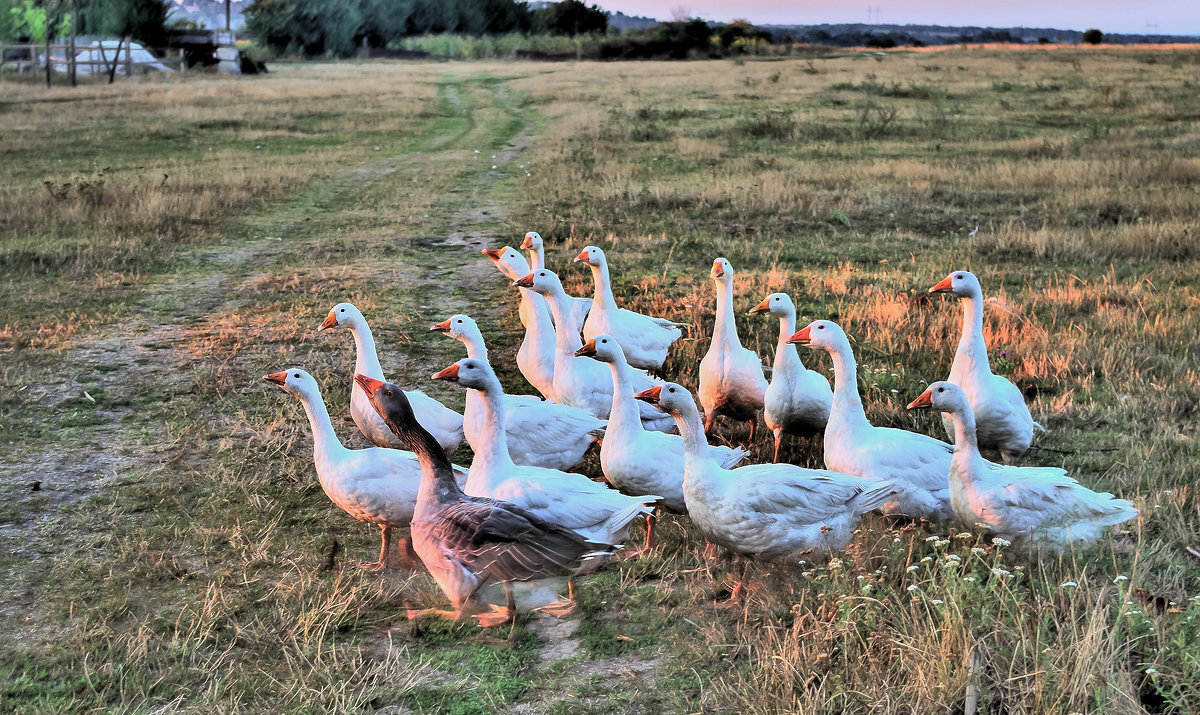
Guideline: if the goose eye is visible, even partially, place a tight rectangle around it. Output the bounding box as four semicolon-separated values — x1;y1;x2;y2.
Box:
456;319;462;324
339;308;345;312
294;373;300;378
956;274;964;279
818;325;825;330
384;390;392;397
937;388;944;393
601;339;607;343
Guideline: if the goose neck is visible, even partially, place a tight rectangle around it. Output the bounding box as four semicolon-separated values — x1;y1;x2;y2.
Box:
605;356;643;433
773;311;804;374
827;341;870;429
385;412;462;508
712;279;739;345
543;287;583;353
460;332;488;361
945;407;985;491
955;295;989;373
672;405;709;460
467;377;517;475
296;389;349;466
590;261;617;310
349;321;384;380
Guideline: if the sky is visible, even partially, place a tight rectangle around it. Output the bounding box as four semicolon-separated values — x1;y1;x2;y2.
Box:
595;1;1200;36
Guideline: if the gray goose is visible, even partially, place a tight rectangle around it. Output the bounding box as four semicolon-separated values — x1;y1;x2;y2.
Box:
354;375;612;628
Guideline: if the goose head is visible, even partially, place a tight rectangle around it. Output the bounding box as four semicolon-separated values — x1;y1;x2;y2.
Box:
430;313;481;342
907;380;970;416
928;270;982;299
574;334;624;362
573;245;606;267
521;231;544;252
633;382;698;419
432;358;495;391
481;246;530;282
710;257;734;283
748;292;795;318
787;319;847;353
264;368;320;400
319;302;366;331
513;269;562;297
354;374;419;436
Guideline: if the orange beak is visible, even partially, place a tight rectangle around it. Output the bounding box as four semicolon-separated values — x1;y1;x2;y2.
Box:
711;260;724;278
430;319;452;333
787;325;812;345
520;234;535;250
318;312;338;331
431;364;460;382
574;339;597;358
354;374;385;396
513;273;534;288
633;385;662;404
928;276;954;294
573;249;590;263
481;247;505;261
263;371;288;386
748;297;771;315
907;389;934;410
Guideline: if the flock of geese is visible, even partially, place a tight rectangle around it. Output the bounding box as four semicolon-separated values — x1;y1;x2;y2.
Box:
265;231;1138;628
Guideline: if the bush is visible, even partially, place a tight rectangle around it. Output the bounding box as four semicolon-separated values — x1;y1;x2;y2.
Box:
1082;28;1103;44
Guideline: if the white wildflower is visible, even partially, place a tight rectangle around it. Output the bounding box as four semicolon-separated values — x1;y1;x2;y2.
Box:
964;577;977;582
992;568;1012;577
1146;668;1158;675
1115;575;1129;583
971;547;986;555
907;585;919;592
1061;581;1078;588
946;554;962;562
926;536;941;542
921;557;933;563
931;599;944;605
992;537;1012;547
955;532;973;540
936;540;950;547
907;565;920;572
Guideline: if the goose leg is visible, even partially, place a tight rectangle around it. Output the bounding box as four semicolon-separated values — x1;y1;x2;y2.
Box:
747;416;758;443
772;429;783;464
723;558;754;605
356;525;393;570
397;534;420;569
539;580;578;618
624;510;658;561
476;582;519;629
704;411;716;436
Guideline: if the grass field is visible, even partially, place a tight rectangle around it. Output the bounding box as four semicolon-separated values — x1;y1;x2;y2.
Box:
1;48;1199;713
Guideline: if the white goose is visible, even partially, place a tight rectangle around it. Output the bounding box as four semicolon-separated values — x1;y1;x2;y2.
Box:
908;382;1136;549
319;303;464;454
481;246;557;401
749;292;833;462
522;231;591;335
515;269;676;432
431;313;604;471
356;374;611;627
574;245;686;371
635;383;898;598
928;270;1043;463
264;368;468;569
576;336;750;555
699;257;769;439
789;320;953;521
433;358;658;547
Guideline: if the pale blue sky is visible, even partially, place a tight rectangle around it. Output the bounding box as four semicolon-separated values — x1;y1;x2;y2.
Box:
597;1;1200;35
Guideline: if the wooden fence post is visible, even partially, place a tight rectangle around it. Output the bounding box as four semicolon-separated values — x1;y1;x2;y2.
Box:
69;35;76;86
1;41;5;84
124;38;132;77
45;35;51;87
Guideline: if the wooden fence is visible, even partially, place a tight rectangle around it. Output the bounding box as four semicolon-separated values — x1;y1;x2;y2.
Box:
0;39;185;86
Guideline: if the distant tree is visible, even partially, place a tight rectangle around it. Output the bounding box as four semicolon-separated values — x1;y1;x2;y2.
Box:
537;0;605;36
1082;28;1103;44
74;0;172;47
246;0;532;56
